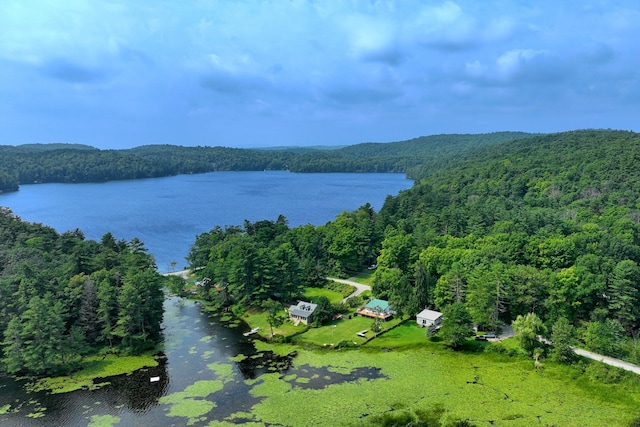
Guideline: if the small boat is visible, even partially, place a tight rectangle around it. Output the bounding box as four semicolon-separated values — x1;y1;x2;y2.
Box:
150;376;160;382
243;327;260;336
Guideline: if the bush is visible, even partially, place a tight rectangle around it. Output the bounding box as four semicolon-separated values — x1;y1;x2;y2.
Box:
346;295;363;308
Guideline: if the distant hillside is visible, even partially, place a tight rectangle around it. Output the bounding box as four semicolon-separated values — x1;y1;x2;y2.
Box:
16;143;97;152
0;131;533;191
287;132;535;174
254;145;347;152
381;129;640;232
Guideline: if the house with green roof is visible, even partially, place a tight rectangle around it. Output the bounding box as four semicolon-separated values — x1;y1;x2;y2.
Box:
356;298;394;320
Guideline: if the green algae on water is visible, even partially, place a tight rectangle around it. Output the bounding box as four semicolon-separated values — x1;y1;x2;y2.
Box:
87;414;121;427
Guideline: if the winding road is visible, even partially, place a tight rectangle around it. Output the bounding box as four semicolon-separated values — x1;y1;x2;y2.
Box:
572;348;640;375
326;277;372;302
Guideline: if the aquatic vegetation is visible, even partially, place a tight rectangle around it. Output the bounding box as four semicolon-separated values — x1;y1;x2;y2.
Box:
240;343;640;426
184;380;225;396
159;381;222;424
87;414;121;427
0;404;10;415
207;362;234;381
27;353;159;394
249;372;292;397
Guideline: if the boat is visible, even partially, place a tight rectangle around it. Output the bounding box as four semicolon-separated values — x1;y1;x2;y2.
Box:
243;327;260;336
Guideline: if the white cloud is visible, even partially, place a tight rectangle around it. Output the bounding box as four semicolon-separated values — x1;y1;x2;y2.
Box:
1;0;640;147
496;49;548;78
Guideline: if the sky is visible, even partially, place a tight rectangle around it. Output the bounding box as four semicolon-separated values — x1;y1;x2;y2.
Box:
1;1;639;149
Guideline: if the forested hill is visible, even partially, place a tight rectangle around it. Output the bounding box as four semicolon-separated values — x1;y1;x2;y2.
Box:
288;131;534;174
0;132;532;192
187;129;640;365
371;129;640;360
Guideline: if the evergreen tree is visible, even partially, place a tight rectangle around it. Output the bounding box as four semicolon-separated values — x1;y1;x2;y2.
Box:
440;303;474;349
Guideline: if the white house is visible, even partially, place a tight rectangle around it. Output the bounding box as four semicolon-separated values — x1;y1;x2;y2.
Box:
416;309;443;328
288;301;317;325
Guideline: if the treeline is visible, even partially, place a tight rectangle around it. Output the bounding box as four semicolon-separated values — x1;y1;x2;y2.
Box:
288;131;534;174
191;129;640;363
188;206;380;311
0;208;164;375
0;132;532;190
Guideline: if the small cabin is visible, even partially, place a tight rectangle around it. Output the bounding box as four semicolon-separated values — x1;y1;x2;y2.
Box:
416;309;443;328
357;299;394;320
288;301;317;325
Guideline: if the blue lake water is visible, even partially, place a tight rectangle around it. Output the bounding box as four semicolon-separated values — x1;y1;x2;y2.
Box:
0;171;412;426
0;171;412;272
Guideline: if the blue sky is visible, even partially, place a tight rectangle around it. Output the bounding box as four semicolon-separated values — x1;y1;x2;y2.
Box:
1;1;639;149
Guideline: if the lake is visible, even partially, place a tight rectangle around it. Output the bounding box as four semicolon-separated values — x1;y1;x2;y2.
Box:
0;171;411;426
0;171;412;272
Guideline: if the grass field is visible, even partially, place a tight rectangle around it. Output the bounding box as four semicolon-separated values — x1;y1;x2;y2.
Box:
347;270;376;285
303;286;345;304
292;315;403;346
241;307;305;337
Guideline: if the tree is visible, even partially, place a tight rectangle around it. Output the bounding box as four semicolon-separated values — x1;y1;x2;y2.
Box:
550;317;577;364
414;261;434;311
434;262;468;309
439;303;474;349
582;319;624;357
262;299;286;339
465;262;509;332
113;276;145;351
312;296;334;326
512;313;545;356
17;295;66;374
607;260;640;333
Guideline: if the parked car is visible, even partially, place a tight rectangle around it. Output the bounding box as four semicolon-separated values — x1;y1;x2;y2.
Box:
474;333;497;340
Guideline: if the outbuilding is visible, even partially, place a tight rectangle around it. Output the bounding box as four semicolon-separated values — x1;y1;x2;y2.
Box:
416;309;443;328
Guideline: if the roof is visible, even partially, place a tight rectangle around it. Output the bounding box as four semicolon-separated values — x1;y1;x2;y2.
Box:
365;299;391;312
288;301;317;318
416;309;443;321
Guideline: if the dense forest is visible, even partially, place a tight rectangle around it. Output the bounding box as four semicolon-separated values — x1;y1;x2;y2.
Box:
0;132;531;191
189;129;640;363
0;208;164;375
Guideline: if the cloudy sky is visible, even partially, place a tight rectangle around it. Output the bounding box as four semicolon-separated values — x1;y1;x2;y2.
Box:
1;1;639;149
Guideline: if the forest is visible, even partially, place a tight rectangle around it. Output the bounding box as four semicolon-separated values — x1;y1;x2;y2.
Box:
2;128;639;375
0;208;164;375
189;129;640;364
0;132;531;191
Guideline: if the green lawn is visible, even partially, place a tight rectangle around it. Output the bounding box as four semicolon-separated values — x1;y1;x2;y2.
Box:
347;270;376;285
241;307;304;337
293;315;403;346
303;287;345;304
363;320;428;348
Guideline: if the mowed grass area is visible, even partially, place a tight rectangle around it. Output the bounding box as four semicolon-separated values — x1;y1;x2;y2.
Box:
303;287;345;304
292;315;403;346
241;307;305;337
245;335;640;427
347;270;376;285
363;319;429;348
